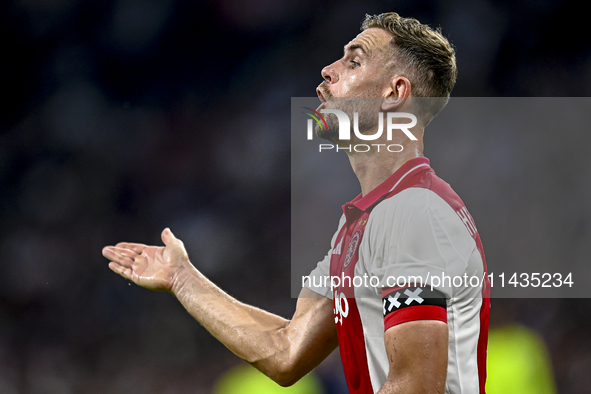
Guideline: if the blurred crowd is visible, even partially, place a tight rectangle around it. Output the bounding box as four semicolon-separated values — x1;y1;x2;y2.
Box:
1;0;591;393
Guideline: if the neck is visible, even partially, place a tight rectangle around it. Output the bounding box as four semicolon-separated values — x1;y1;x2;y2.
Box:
345;130;424;196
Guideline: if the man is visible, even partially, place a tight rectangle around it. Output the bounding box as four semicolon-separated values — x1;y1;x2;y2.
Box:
103;12;490;394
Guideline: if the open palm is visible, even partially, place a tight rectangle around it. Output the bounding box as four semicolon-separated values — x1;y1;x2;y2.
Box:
102;228;189;292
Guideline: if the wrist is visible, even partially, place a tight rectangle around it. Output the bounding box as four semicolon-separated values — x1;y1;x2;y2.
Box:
170;260;197;296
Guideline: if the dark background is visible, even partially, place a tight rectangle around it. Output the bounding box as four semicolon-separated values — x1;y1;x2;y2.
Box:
1;0;591;393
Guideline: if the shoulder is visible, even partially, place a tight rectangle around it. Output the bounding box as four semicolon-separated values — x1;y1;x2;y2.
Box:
368;187;460;231
363;187;477;269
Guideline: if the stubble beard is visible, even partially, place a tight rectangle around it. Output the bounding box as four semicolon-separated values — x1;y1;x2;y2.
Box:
315;96;382;144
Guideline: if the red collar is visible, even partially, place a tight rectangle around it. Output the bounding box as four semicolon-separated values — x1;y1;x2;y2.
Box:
344;157;431;212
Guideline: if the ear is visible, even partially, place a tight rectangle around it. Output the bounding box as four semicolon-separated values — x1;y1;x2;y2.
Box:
381;76;411;111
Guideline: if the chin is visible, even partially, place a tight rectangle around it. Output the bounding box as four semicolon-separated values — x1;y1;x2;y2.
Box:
315;125;338;143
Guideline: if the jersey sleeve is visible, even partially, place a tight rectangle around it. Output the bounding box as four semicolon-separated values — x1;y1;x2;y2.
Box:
362;188;478;330
303;214;346;299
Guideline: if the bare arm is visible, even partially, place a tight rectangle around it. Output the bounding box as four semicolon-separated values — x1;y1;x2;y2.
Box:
378;320;448;394
171;266;337;385
102;228;337;386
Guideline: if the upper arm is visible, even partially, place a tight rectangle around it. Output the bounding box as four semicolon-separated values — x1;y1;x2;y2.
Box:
275;287;337;386
380;320;448;394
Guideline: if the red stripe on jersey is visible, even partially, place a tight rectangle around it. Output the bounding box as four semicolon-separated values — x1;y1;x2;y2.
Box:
384;305;448;331
335;296;375;393
331;213;374;393
475;236;490;393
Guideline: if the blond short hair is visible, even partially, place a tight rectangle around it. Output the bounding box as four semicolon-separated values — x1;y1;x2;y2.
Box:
362;12;457;122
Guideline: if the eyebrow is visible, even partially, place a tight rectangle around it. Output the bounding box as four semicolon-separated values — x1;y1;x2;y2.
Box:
344;43;369;56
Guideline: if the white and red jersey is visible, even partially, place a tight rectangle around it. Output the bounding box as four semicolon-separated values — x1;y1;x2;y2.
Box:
305;157;490;394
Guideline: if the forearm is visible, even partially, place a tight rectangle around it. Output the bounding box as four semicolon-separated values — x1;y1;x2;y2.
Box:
170;263;304;383
103;230;336;386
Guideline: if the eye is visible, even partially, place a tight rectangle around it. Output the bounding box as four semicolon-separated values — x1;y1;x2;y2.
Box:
350;60;360;69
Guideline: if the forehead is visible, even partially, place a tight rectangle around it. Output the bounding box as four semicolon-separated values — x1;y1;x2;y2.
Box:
345;28;394;53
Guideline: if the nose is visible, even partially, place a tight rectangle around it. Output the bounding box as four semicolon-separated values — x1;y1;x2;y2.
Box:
321;61;339;84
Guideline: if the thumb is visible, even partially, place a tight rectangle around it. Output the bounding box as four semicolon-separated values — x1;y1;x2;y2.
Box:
161;227;179;246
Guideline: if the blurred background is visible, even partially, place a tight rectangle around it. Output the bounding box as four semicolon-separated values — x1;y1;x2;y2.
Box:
1;0;591;393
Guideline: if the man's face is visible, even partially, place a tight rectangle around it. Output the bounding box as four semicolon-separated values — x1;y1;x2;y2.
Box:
316;28;395;141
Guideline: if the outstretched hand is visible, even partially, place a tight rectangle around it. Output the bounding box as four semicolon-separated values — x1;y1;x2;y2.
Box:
102;228;190;292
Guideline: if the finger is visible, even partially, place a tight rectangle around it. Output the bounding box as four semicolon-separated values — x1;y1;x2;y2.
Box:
108;246;141;258
108;261;134;281
102;246;119;260
102;247;136;268
114;242;148;253
161;228;180;247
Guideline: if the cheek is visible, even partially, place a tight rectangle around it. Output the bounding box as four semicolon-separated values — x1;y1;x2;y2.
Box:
355;72;388;96
339;75;360;95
